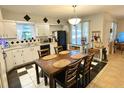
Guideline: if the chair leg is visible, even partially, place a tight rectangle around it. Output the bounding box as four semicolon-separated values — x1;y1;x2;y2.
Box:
54;82;56;88
82;75;85;88
77;75;80;88
88;71;91;83
40;69;44;77
84;74;87;87
44;75;48;86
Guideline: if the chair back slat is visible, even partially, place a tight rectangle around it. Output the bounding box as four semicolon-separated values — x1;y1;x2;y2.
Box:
38;48;50;58
65;58;83;87
54;46;63;54
83;53;94;75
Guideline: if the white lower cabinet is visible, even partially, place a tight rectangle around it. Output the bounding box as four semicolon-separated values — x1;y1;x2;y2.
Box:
5;51;15;72
32;46;39;60
0;52;8;88
23;46;40;63
12;49;24;66
5;45;40;72
22;48;33;64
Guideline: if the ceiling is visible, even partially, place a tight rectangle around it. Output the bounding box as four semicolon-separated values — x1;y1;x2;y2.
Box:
1;5;124;19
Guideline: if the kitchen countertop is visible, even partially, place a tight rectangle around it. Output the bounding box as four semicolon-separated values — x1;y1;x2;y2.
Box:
3;42;56;51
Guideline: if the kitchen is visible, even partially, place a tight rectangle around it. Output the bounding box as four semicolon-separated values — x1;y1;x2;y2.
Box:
0;5;124;88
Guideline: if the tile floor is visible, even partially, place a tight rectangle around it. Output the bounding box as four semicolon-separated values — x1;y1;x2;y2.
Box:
7;60;106;88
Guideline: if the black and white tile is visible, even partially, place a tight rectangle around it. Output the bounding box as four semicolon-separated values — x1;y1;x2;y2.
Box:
7;61;106;88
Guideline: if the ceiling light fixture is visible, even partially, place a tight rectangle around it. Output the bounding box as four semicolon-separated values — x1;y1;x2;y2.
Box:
68;5;81;25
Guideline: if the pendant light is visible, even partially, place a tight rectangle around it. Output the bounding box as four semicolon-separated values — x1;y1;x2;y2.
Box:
68;5;81;25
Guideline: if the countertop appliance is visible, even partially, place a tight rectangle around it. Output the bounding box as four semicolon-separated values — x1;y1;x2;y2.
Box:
53;31;67;50
0;46;8;88
0;38;10;48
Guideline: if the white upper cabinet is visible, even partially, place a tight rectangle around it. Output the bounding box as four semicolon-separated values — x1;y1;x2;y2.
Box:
0;21;4;38
36;23;50;36
3;20;17;38
49;25;63;32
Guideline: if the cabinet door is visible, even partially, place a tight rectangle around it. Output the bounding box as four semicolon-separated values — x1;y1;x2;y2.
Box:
32;46;40;60
22;48;33;64
0;21;4;38
0;53;8;87
3;21;17;38
12;49;23;66
5;51;15;72
36;23;49;36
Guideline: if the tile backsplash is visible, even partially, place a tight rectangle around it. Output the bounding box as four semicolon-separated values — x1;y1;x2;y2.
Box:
3;36;52;48
6;38;40;48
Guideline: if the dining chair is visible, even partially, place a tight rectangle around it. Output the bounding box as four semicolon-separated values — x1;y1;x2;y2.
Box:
54;46;63;54
79;53;95;87
38;48;50;57
54;58;83;88
88;48;99;54
37;48;50;86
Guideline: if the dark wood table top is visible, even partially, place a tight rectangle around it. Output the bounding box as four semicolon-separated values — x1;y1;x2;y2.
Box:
35;50;87;76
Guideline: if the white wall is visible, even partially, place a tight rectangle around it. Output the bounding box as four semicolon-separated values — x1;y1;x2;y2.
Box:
82;13;117;54
83;13;104;32
1;9;70;43
82;13;104;46
0;9;3;20
2;9;67;25
117;19;124;32
102;13;116;54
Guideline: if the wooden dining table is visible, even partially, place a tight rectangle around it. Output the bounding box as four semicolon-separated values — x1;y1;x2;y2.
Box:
35;50;87;88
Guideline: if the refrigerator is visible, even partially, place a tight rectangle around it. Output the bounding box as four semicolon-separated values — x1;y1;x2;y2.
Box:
0;46;8;88
54;31;67;50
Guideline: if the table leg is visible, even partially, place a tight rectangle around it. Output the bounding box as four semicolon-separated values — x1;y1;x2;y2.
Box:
49;75;56;88
35;63;40;84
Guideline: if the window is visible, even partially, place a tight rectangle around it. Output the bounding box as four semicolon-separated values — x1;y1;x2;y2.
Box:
71;24;81;45
110;22;117;42
82;21;89;43
16;23;35;40
117;32;124;43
